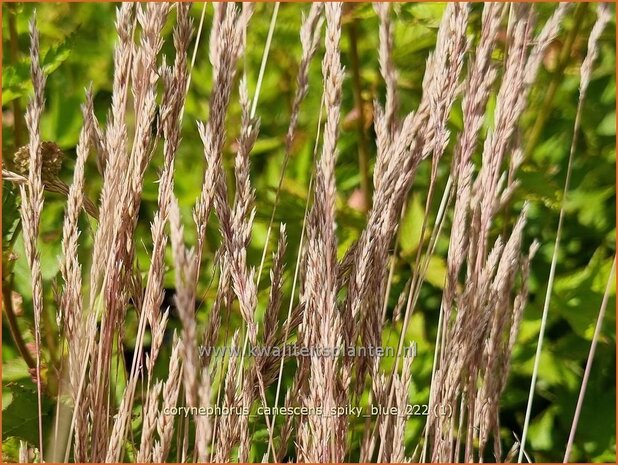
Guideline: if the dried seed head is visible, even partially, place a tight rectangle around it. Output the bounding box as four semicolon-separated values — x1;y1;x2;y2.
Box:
12;141;64;182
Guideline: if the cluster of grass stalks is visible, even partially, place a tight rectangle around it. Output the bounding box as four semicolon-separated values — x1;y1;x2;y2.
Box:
2;2;613;463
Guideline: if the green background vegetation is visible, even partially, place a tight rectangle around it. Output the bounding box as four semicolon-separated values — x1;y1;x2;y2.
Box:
2;3;616;462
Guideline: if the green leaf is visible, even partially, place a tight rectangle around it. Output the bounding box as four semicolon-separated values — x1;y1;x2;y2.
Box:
2;358;29;382
566;186;614;230
1;383;54;443
409;3;446;27
1;63;31;104
597;111;616;136
553;250;616;340
424;256;447;290
41;34;73;75
399;195;424;258
528;406;556;451
518;167;561;209
2;437;23;463
3;185;21;248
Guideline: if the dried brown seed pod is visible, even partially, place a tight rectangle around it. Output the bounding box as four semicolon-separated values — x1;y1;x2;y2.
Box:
11;141;64;182
8;141;99;220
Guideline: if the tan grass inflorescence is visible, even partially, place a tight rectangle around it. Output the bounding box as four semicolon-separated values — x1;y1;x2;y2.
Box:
3;2;612;463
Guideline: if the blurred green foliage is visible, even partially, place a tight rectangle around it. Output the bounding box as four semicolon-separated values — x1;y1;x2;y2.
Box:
2;3;616;462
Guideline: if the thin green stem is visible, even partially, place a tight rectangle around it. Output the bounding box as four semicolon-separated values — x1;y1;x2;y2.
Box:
266;96;324;462
237;0;280;380
563;255;616;462
250;2;280;119
518;15;590;459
